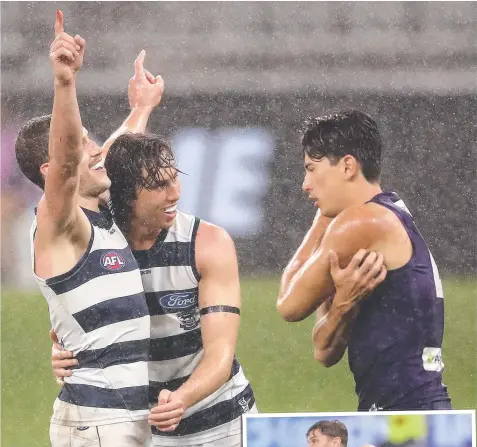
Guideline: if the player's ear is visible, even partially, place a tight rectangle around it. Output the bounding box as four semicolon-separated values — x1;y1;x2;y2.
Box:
40;162;49;178
341;154;358;180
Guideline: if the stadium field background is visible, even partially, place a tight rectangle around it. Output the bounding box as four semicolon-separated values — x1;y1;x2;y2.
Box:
2;277;476;446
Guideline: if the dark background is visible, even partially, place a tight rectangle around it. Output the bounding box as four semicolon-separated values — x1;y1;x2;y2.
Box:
3;91;475;275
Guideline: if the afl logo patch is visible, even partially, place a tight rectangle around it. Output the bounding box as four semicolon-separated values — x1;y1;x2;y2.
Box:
101;252;125;271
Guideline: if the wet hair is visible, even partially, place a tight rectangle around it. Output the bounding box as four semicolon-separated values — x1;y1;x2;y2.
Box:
307;420;348;446
302;110;382;182
15;115;52;189
104;132;179;232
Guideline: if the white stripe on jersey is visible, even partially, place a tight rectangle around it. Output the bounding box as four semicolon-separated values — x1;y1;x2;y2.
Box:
82;315;151;350
65;361;149;389
141;265;197;292
150;314;199;340
56;269;144;315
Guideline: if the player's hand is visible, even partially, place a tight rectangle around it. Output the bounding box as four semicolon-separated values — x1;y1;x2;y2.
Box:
50;328;78;385
330;249;387;312
128;50;164;110
148;389;185;432
49;9;85;84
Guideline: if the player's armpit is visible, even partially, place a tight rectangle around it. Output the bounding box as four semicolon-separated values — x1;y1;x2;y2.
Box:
173;222;240;410
277;206;383;322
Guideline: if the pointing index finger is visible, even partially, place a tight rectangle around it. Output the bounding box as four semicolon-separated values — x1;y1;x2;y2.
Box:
134;50;146;79
55;9;64;37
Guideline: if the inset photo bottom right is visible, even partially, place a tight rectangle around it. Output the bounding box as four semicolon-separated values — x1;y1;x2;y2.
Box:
244;411;475;447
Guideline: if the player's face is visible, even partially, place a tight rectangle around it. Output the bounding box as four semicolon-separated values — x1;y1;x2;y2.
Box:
307;430;342;447
78;128;111;198
133;168;181;230
302;153;345;218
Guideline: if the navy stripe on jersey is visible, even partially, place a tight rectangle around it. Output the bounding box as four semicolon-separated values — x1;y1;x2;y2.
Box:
59;383;149;411
135;242;192;270
72;293;150;333
74;339;149;369
148;359;241;404
47;246;139;295
152;384;254;437
149;329;202;362
83;206;114;230
146;288;199;316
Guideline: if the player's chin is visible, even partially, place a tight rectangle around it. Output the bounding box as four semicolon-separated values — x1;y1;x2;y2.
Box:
95;173;111;191
88;178;111;197
160;213;177;228
319;206;336;218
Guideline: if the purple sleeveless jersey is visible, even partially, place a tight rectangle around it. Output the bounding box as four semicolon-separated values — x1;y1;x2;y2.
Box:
348;191;451;411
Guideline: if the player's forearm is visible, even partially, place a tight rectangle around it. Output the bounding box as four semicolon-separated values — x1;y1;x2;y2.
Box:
102;106;153;154
173;350;234;410
278;212;332;300
312;298;357;367
49;78;83;167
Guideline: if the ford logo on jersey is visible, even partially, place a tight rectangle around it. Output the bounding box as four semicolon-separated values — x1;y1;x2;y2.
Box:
160;292;198;310
100;252;125;271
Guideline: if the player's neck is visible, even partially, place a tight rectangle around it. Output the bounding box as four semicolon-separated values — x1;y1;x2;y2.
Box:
348;181;382;207
128;218;163;251
78;196;101;213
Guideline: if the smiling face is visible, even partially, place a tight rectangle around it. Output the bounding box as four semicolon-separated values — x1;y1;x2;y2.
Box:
132;167;181;230
77;128;111;198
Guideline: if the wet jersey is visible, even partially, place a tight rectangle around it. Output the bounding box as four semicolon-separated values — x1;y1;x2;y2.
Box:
134;210;255;445
348;192;450;410
31;207;150;425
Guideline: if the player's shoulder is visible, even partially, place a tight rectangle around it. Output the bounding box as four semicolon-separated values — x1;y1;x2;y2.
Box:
195;219;237;270
327;201;394;240
196;219;234;247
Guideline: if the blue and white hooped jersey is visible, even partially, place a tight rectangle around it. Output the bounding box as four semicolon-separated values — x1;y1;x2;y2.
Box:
134;210;255;446
30;206;150;426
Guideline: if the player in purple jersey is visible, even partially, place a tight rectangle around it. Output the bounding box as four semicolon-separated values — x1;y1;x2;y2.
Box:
277;110;451;411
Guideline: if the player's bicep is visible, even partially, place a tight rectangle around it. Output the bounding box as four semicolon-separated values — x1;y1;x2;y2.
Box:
43;155;81;231
197;225;241;357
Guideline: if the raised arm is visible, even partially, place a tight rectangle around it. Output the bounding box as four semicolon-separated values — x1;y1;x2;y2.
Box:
41;10;86;231
277;206;384;322
102;50;164;156
149;222;241;432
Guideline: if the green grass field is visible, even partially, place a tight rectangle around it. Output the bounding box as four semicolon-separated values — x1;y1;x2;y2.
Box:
2;277;476;446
